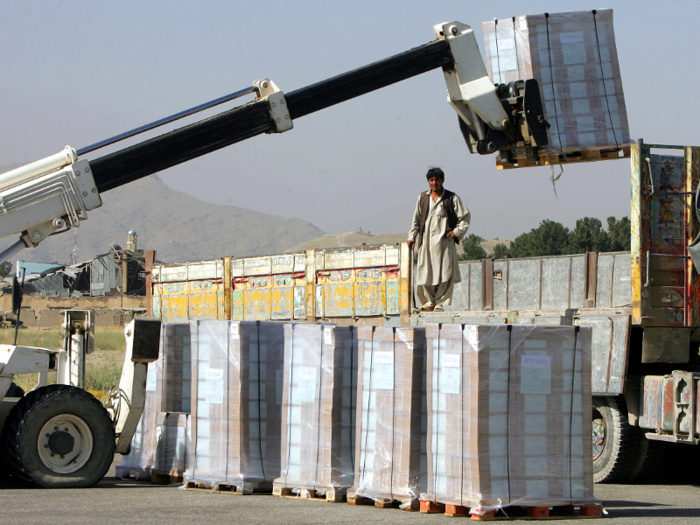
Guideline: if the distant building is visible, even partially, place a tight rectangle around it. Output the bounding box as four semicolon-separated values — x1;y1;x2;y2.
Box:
8;232;149;298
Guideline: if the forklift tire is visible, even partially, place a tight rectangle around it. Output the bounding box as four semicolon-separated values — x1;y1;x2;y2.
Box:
0;384;114;488
592;396;639;483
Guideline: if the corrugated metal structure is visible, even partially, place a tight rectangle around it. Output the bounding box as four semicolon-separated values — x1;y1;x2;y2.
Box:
12;249;146;298
90;253;122;296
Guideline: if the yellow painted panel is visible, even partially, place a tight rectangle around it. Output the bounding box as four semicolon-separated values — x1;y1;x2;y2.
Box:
325;283;353;317
271;286;293;320
244;288;271;320
189;290;220;320
160;292;189;323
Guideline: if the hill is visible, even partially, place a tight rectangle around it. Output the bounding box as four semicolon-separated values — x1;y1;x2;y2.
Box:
287;232;512;255
0;175;324;264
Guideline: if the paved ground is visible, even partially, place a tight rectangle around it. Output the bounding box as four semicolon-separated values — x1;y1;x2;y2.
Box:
2;473;700;525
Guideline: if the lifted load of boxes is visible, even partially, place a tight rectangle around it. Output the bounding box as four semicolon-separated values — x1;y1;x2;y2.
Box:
482;9;631;168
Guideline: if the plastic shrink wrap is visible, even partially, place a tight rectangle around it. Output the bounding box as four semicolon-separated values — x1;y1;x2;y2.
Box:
153;412;190;479
274;324;357;499
422;323;596;514
348;326;427;508
183;320;284;492
483;9;630;155
117;323;191;479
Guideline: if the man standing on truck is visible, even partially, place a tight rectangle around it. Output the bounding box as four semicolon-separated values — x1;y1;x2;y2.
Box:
407;167;470;311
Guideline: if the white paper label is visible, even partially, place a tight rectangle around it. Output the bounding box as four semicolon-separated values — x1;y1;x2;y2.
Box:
374;351;394;366
231;323;240;339
200;381;224;404
560;31;584;44
324;327;333;346
439;368;461;395
497;37;514;50
371;363;394;390
205;368;224;381
295;366;317;403
464;326;478;346
521;355;551;395
518;16;527;31
442;354;461;368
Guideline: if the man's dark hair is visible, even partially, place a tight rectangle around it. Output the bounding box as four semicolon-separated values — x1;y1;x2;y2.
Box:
426;167;445;180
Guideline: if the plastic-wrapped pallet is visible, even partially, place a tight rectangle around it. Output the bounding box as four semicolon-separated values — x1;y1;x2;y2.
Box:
348;326;426;509
116;323;191;479
482;9;630;156
152;412;191;482
274;324;357;501
184;320;284;492
422;323;596;515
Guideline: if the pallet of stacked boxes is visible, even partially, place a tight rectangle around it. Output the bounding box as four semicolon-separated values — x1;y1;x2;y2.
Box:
183;320;284;493
152;412;190;484
273;324;357;502
116;323;191;481
482;9;631;169
420;323;601;519
347;326;427;510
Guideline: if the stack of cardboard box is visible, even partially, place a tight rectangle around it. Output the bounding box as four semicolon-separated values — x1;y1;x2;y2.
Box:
183;320;285;492
348;326;426;508
422;323;595;513
274;324;357;498
482;9;630;155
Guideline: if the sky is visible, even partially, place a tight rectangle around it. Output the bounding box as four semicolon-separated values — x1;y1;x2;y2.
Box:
0;0;697;242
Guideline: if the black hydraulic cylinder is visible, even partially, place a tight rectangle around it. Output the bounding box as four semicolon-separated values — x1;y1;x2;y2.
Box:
90;40;452;193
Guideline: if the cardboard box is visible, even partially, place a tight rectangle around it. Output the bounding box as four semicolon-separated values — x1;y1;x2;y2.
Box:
423;323;595;511
483;9;630;154
274;324;357;493
348;326;426;507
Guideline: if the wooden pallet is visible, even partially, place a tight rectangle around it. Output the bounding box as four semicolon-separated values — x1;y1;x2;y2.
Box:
184;480;270;495
150;471;183;485
496;145;630;170
273;484;346;503
347;494;419;511
420;501;603;520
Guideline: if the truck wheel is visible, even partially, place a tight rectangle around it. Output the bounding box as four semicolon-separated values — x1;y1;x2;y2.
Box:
592;396;639;483
627;435;668;483
0;384;114;488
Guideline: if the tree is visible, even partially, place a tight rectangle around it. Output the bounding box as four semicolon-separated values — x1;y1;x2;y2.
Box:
607;216;631;251
507;220;571;258
567;217;611;254
460;234;487;261
0;261;12;278
492;243;510;259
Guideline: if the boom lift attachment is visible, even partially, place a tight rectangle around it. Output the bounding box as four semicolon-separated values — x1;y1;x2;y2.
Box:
0;21;547;488
0;21;546;262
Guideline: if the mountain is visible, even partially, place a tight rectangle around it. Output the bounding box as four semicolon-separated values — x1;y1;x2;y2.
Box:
286;232;407;252
0;175;324;264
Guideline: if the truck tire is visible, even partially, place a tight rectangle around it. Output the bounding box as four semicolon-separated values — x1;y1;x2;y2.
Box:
0;384;114;488
592;396;639;483
626;434;668;483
